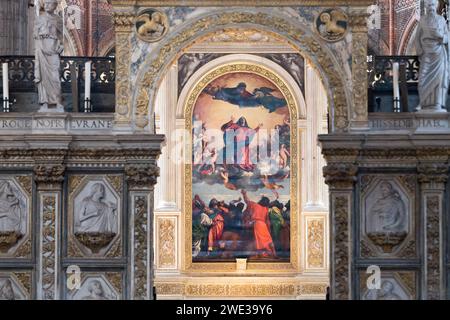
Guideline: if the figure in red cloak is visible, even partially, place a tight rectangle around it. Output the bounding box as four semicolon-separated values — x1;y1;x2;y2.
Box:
241;189;276;258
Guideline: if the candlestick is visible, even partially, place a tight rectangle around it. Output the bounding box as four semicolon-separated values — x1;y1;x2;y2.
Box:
2;63;9;111
392;62;401;112
84;61;92;112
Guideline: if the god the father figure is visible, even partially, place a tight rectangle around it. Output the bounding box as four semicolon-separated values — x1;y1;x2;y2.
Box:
34;0;64;112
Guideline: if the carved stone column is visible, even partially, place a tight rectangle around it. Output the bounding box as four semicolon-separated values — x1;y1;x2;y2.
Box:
125;164;160;300
34;160;66;300
418;162;448;300
113;10;135;129
323;161;358;300
349;8;370;130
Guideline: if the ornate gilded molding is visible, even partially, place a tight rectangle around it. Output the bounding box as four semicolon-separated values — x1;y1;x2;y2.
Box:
14;272;32;297
349;9;370;33
34;165;65;190
351;32;368;124
133;195;148;299
113;0;375;6
332;195;350;300
105;273;123;295
113;12;135;32
323;163;358;190
183;63;299;273
135;88;150;129
307;219;324;268
16;175;32;196
135;12;351;132
425;195;440;300
41;195;57;300
125;164;160;190
157;218;176;269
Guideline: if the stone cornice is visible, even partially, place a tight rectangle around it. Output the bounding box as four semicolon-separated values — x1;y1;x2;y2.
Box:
112;0;375;7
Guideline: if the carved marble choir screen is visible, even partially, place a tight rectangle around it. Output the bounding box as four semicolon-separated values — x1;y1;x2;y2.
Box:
187;64;297;267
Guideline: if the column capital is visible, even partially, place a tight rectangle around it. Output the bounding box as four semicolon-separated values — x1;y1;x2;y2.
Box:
417;163;448;185
34;164;66;191
125;164;160;190
112;11;136;32
349;9;370;33
323;163;358;190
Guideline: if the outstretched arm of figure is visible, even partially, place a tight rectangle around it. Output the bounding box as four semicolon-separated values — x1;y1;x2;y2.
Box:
241;189;250;204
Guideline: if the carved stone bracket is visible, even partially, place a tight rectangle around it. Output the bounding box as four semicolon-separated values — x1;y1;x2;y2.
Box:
125;164;160;190
34;165;66;190
417;163;448;188
323;163;358;190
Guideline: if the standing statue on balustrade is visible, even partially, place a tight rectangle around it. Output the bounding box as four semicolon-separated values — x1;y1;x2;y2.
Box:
34;0;64;112
416;0;450;112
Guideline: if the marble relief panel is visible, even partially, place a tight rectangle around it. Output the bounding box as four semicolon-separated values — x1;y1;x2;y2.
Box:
66;273;122;300
359;270;417;300
360;176;416;259
0;272;32;300
67;175;123;258
0;176;32;258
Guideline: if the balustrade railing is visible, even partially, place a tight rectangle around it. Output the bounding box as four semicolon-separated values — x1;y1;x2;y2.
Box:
368;55;419;90
0;55;115;112
0;55;115;94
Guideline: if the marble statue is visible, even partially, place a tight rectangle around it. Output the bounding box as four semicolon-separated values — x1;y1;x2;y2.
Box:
368;182;406;233
0;181;23;234
0;279;15;300
81;280;111;300
76;183;117;234
416;0;450;112
34;0;64;112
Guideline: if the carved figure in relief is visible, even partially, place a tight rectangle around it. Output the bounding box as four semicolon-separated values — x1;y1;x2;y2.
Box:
316;9;348;41
81;280;111;300
0;181;23;234
366;181;408;253
0;279;15;300
135;10;168;42
76;183;117;234
369;182;406;232
364;280;402;300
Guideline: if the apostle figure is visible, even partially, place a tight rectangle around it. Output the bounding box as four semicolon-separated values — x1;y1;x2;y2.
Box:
221;116;263;172
206;199;225;254
368;182;406;233
0;279;15;300
416;0;450;112
241;189;275;258
76;183;117;234
81;280;110;300
34;0;64;112
365;280;401;300
0;181;23;234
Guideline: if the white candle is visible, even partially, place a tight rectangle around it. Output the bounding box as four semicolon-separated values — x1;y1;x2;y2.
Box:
392;62;400;111
84;61;91;111
2;63;9;109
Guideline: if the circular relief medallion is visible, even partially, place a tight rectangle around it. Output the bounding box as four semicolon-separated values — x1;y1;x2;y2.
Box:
315;8;348;42
135;9;169;43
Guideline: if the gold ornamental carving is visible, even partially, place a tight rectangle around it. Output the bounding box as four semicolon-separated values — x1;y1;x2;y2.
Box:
307;219;324;268
315;8;349;42
158;218;176;268
112;0;375;6
135;9;169;43
135;12;350;132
